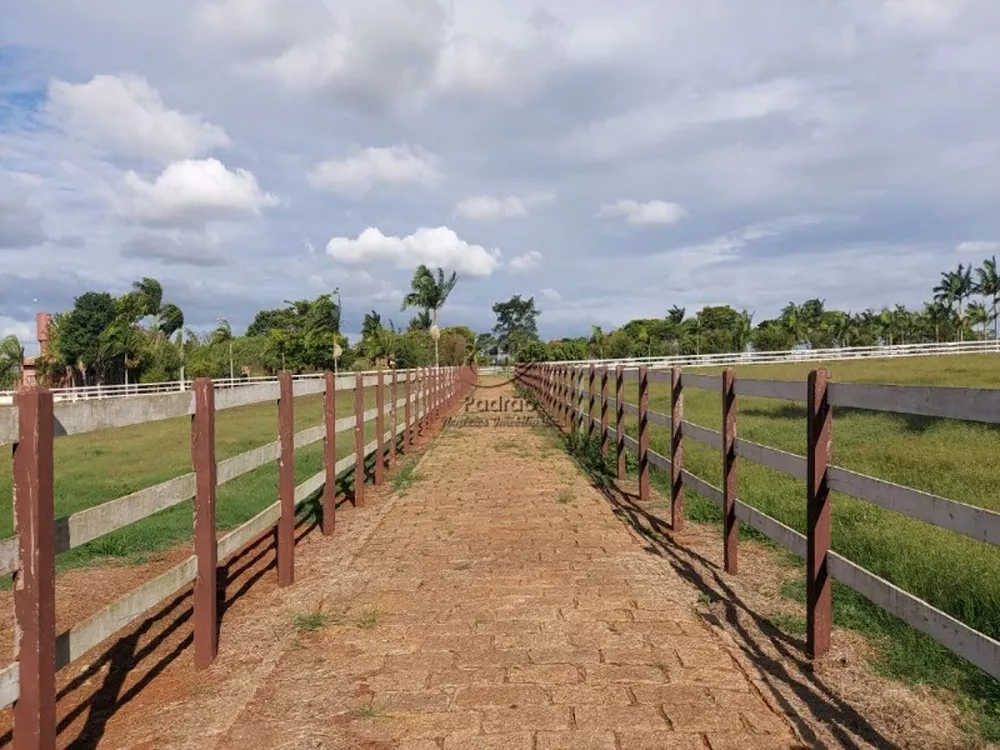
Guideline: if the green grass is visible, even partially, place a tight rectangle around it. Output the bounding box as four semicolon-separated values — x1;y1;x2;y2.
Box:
354;608;382;629
293;612;329;632
389;458;423;496
600;353;1000;741
0;381;404;577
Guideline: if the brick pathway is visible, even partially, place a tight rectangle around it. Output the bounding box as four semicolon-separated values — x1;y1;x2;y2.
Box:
203;386;810;750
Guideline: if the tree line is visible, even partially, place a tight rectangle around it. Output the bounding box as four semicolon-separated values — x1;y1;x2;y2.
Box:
1;255;997;388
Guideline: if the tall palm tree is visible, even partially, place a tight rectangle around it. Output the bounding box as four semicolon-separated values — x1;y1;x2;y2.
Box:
589;326;606;358
214;319;235;380
735;310;754;352
100;319;146;387
0;335;25;390
400;265;458;368
976;256;1000;339
966;302;990;340
666;305;686;325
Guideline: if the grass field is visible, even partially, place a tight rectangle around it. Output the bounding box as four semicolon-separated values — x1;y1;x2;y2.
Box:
0;381;415;575
602;354;1000;741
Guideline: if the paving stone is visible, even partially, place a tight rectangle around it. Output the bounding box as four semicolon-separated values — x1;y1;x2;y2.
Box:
481;705;573;733
453;684;549;708
574;704;670;731
617;730;710;750
507;663;581;684
443;731;534;750
536;730;617;750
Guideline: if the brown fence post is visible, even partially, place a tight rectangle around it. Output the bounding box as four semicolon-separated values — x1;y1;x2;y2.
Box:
389;369;398;470
322;371;336;536
404;369;412;455
354;371;365;507
277;373;295;586
671;367;685;532
600;367;609;457
638;365;649;503
616;366;625;480
375;370;385;485
12;386;55;750
722;368;738;574
587;364;596;439
577;367;586;433
807;368;833;659
192;378;217;668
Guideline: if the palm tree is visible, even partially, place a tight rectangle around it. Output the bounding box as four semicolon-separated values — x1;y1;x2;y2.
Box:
100;319;146;387
735;310;754;352
966;302;990;340
400;265;458;368
589;326;606;358
976;256;1000;340
635;326;651;357
666;305;686;325
0;335;25;390
922;301;951;343
214;318;235;380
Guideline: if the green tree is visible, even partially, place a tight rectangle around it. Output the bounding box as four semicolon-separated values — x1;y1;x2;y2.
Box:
975;256;999;339
400;265;459;368
0;335;25;389
492;295;540;360
59;291;117;385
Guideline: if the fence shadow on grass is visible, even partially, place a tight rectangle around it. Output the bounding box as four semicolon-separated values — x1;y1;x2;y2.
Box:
525;398;899;750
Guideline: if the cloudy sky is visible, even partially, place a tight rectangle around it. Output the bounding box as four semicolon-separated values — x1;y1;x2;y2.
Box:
2;0;999;350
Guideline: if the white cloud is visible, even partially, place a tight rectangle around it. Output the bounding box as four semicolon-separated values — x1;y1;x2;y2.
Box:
0;316;32;342
509;250;543;273
455;191;555;220
47;74;231;162
0;195;47;249
325;226;502;277
956;240;1000;255
307;145;442;197
540;287;562;303
117;158;278;226
120;232;228;266
598;199;687;226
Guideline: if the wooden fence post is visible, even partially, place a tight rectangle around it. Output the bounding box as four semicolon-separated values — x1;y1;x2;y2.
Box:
722;368;737;574
404;370;412;455
12;386;55;750
277;372;294;586
588;364;596;439
577;367;586;433
600;367;609;457
638;365;649;503
192;378;217;668
389;369;398;470
671;367;685;532
354;371;365;507
807;368;833;659
615;366;625;480
322;371;336;536
375;370;385;485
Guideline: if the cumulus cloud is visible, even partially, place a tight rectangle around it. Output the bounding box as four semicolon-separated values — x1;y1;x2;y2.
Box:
121;232;228;266
326;226;502;277
116;158;278;226
597;199;687;226
540;287;562;304
47;74;231;162
307;145;442;197
956;241;1000;255
509;251;543;273
455;192;555;221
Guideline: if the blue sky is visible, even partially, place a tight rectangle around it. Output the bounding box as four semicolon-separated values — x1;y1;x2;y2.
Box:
2;0;999;348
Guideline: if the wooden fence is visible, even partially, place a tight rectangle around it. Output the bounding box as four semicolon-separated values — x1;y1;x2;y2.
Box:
0;365;475;749
517;363;1000;680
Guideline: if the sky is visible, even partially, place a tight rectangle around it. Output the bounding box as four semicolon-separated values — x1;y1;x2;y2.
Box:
2;0;999;351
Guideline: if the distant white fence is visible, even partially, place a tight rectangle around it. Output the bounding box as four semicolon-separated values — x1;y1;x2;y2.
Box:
542;338;1000;370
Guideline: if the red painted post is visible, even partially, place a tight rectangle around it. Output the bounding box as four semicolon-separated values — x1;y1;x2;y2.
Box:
389;369;398;469
600;367;609;457
576;367;585;433
322;371;336;536
722;368;738;574
587;364;596;439
375;370;385;485
277;372;295;587
192;378;218;668
12;387;55;750
404;369;412;455
638;366;649;503
671;367;685;532
807;368;833;659
615;366;625;480
354;371;365;507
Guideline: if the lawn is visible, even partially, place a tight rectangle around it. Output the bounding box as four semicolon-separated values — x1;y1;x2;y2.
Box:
602;353;1000;740
0;379;419;574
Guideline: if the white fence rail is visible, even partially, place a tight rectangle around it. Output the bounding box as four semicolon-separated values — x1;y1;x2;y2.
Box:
540;338;1000;370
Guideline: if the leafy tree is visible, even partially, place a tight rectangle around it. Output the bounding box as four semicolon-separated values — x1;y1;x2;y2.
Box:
751;320;795;352
438;332;469;366
59;291;117;385
976;256;999;339
99;318;147;385
0;335;25;389
408;310;432;332
400;265;459;367
492;295;540;360
667;305;686;325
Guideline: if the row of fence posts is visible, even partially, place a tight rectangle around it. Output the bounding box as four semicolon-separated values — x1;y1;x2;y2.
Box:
9;365;476;750
517;363;832;663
